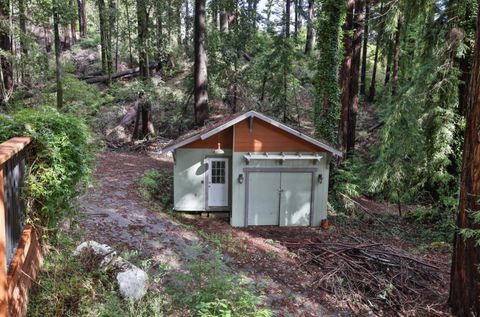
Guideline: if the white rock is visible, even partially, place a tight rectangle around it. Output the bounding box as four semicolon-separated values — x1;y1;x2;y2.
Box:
74;241;149;300
116;266;149;300
74;241;117;266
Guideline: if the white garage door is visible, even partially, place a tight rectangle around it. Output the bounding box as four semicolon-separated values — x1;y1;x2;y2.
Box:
247;172;313;226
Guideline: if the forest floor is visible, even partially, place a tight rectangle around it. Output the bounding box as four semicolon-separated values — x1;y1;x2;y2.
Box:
77;150;452;316
78;151;331;316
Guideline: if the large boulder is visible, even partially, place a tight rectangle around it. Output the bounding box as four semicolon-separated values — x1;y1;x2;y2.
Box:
74;241;149;300
116;265;149;300
74;241;117;266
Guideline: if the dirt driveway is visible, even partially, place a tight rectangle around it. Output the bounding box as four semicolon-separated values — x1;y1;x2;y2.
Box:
78;151;333;317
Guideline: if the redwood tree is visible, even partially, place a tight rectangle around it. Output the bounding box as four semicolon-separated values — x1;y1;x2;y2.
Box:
304;0;315;54
449;2;480;314
0;0;13;106
194;0;209;125
339;0;365;158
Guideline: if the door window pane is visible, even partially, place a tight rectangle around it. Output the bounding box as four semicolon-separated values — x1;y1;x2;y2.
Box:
211;161;226;184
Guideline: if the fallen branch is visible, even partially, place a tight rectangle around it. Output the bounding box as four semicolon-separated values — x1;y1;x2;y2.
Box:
84;63;157;84
283;240;446;314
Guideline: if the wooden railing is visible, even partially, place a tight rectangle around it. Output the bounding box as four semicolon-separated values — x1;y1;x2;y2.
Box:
0;137;43;317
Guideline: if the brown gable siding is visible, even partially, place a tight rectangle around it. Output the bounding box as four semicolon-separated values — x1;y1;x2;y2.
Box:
234;118;323;152
183;127;233;149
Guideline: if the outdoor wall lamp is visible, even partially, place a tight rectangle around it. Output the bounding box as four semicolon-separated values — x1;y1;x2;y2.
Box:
238;174;244;184
318;174;323;184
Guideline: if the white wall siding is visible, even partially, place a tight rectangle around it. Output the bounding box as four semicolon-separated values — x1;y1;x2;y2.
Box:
173;148;233;211
230;152;330;227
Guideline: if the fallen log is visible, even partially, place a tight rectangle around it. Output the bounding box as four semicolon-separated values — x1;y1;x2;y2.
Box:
84;63;157;84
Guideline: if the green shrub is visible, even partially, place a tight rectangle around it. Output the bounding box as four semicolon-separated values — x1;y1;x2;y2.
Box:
167;244;272;317
138;169;173;209
0;107;94;229
404;207;455;243
28;230;165;317
78;35;101;49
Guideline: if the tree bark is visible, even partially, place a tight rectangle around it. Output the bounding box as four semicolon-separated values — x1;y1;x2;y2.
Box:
137;0;149;79
184;0;191;49
53;0;63;108
0;0;12;106
285;0;291;38
449;3;480;315
194;0;209;125
304;0;314;54
368;32;380;102
98;0;107;73
339;0;355;157
78;0;87;37
360;0;369;96
391;16;402;96
125;0;134;68
18;0;27;56
70;0;78;44
347;0;365;156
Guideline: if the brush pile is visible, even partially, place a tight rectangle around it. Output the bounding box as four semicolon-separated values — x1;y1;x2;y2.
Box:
283;238;447;314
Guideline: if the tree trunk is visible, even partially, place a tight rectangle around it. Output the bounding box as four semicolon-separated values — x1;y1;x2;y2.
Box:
368;32;380;102
0;0;12;106
137;0;149;79
391;16;402;96
98;0;107;73
18;0;27;56
18;0;28;84
70;0;77;44
346;0;365;156
53;0;63;108
125;0;134;68
64;26;72;49
78;0;87;37
184;0;191;49
294;0;299;37
194;0;209;125
449;3;480;315
360;0;369;96
339;0;355;156
285;0;291;38
220;4;230;33
304;0;314;54
155;0;163;69
106;0;115;82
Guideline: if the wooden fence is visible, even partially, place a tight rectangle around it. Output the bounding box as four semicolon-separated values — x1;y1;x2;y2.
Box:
0;137;43;317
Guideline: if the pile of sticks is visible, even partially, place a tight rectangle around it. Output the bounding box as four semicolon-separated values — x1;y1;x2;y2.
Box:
283;238;445;312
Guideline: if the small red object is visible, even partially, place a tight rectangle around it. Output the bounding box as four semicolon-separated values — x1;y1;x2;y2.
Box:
321;219;329;230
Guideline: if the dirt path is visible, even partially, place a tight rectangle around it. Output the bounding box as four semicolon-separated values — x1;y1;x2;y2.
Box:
78;151;199;269
78;151;334;316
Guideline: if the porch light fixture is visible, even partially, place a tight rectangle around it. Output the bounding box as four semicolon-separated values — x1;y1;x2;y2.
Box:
214;142;224;154
318;174;323;184
238;174;244;184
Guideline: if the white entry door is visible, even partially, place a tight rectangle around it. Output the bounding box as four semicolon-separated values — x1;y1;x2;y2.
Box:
207;158;229;207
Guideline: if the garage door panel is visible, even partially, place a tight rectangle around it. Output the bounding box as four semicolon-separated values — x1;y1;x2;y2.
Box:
247;173;280;225
280;173;312;226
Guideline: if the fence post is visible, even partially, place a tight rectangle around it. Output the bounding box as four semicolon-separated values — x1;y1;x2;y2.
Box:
0;166;8;317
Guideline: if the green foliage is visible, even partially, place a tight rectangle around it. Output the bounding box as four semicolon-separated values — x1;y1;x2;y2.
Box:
138;169;173;209
0;107;94;229
77;35;102;49
313;0;343;143
404;207;455;243
28;230;165;317
460;209;480;247
368;1;469;212
167;244;272;317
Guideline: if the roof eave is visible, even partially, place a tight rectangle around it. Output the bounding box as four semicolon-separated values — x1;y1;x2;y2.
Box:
158;110;342;157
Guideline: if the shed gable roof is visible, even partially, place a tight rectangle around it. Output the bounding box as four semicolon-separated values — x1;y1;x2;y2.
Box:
159;111;342;157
